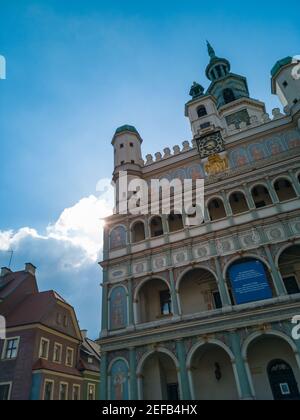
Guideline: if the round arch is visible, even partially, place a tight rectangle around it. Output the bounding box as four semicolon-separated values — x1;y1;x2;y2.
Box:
137;347;180;376
108;283;128;299
272;174;294;189
242;330;300;366
275;241;300;267
187;339;241;400
108;356;130;373
249;182;270;194
205;195;225;207
186;339;235;369
226;188;247;201
222;253;272;279
137;348;181;401
177;265;218;290
133;275;170;302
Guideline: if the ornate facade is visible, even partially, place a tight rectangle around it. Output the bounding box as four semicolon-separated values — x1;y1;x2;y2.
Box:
99;46;300;400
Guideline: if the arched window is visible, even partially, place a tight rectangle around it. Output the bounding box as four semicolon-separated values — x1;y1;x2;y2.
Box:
278;245;300;295
131;221;146;243
168;213;184;232
268;360;300;400
229;192;249;215
252;185;273;208
197;105;207;118
227;258;274;305
274;178;297;202
208;198;226;221
150;217;164;238
223;88;236;104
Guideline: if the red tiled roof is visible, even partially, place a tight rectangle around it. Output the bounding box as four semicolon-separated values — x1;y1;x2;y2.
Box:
0;271;36;299
32;358;82;377
6;291;60;327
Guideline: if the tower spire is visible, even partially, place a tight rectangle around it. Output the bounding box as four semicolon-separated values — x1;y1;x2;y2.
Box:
207;41;216;59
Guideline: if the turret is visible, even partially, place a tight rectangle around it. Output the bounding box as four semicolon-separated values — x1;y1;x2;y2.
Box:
271;56;300;111
112;125;144;181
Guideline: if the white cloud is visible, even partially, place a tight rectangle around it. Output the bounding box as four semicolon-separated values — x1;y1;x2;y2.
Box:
0;187;114;338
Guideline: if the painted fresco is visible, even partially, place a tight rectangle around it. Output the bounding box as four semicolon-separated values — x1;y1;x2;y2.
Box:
230;148;249;167
110;359;129;400
248;143;266;161
110;286;128;330
110;226;127;249
266;137;285;156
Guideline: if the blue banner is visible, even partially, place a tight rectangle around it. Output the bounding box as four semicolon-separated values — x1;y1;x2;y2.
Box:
228;260;273;305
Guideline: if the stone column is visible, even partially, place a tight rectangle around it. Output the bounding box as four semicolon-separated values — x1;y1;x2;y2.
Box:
229;332;254;400
129;348;138;400
176;340;192;400
214;257;231;307
127;278;134;327
101;281;109;334
169;269;180;316
264;245;286;296
103;227;110;260
243;183;256;209
288;170;300;197
100;351;108;400
266;177;279;204
221;190;233;216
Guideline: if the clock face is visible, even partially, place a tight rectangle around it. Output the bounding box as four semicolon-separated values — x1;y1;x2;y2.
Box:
195;131;225;159
205;138;217;151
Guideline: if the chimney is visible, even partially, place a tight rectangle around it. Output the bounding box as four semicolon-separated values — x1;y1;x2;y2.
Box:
1;267;12;277
81;329;88;339
25;263;36;276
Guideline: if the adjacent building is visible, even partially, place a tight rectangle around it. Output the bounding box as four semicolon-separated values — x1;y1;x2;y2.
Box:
99;46;300;400
0;264;100;400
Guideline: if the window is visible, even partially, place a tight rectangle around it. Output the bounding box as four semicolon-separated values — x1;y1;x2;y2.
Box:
200;122;211;130
283;81;288;88
56;313;62;325
120;144;124;149
150;217;164;237
293;99;298;105
87;383;96;401
283;276;300;295
223;88;236;104
59;382;68;401
252;185;273;208
73;385;81;401
130;142;134;148
0;383;12;400
197;105;207;118
43;380;54;401
53;343;62;363
131;221;146;243
39;338;50;360
2;337;20;360
212;291;223;309
66;347;74;367
131;160;135;164
88;357;93;364
160;290;172;316
121;161;125;165
274;179;297;202
63;315;68;327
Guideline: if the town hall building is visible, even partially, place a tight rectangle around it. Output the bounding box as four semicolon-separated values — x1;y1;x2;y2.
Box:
99;45;300;400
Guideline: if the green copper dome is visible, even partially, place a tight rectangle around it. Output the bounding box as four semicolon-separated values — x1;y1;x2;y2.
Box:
271;56;293;78
115;125;139;135
205;41;231;81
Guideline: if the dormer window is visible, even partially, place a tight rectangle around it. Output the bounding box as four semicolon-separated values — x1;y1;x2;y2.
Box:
197;105;207;118
223;88;236;104
120;144;124;149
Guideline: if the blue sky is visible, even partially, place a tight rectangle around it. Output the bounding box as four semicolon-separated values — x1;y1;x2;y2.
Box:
0;0;299;338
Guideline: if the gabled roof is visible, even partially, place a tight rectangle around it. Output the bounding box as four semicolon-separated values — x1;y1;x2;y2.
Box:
0;270;37;300
6;291;61;327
